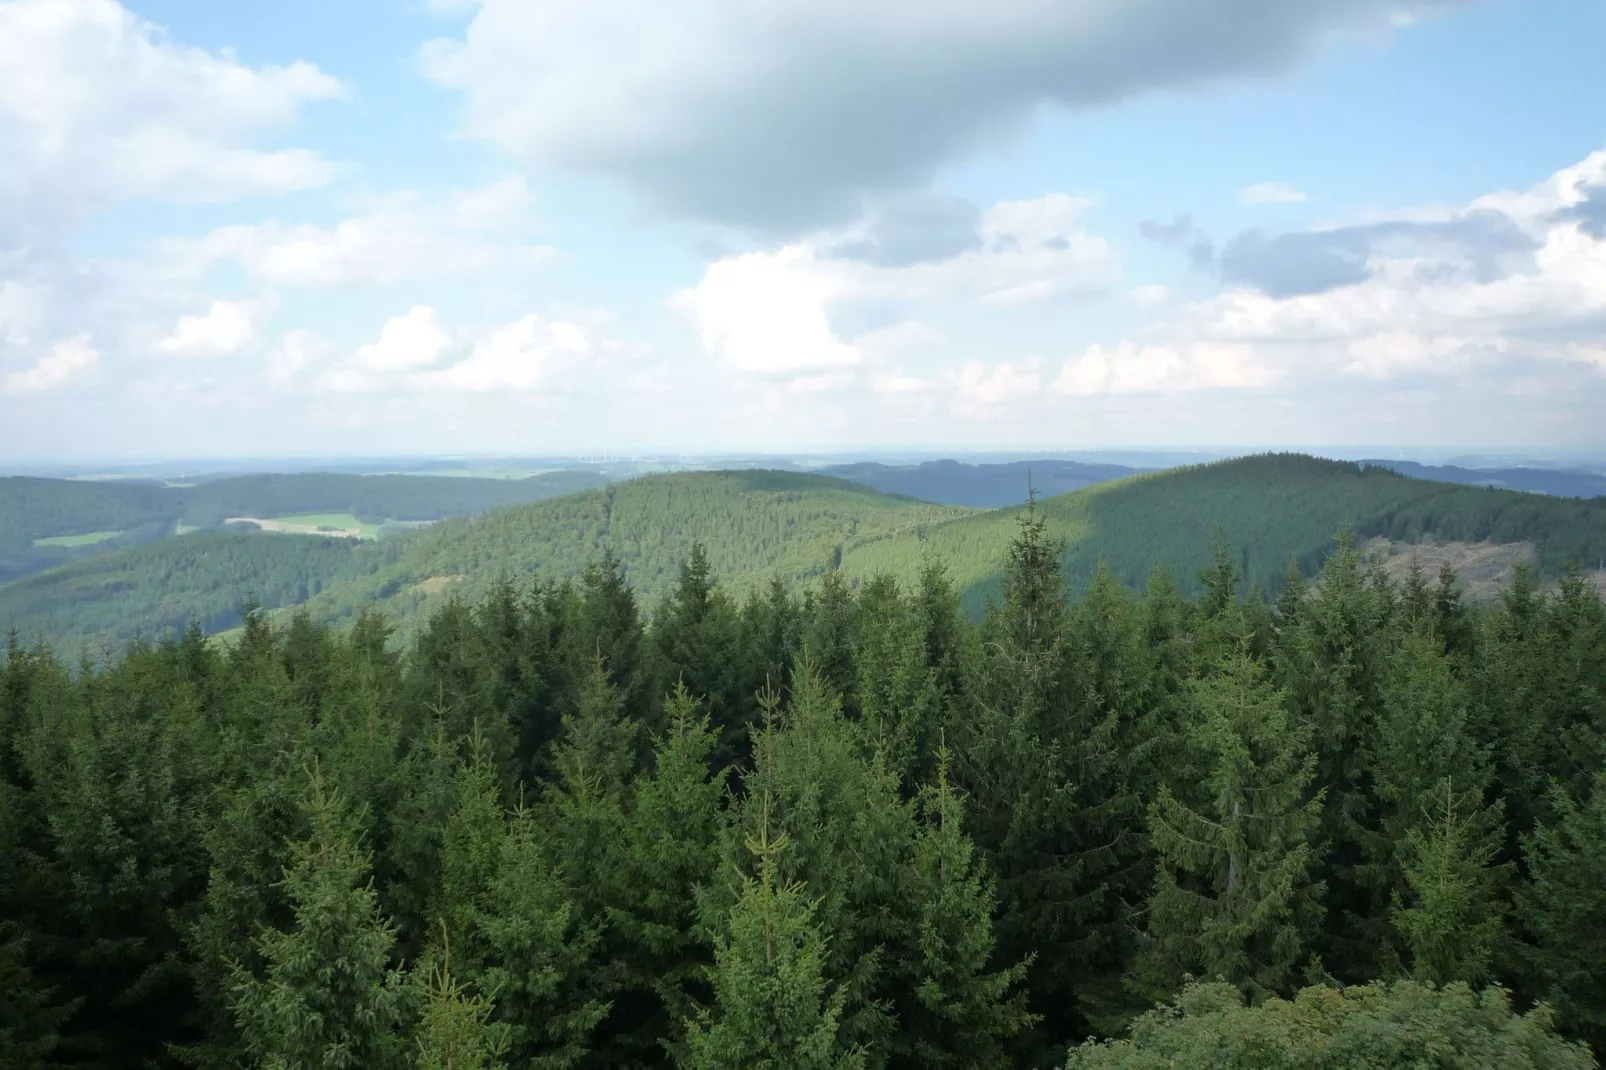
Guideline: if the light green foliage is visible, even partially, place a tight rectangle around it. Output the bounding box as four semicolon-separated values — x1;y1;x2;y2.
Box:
231;765;408;1070
31;529;123;548
683;806;865;1070
1392;778;1508;987
1063;980;1593;1069
413;936;509;1070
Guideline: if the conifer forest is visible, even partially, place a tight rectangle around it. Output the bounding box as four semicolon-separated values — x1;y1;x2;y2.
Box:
3;501;1603;1068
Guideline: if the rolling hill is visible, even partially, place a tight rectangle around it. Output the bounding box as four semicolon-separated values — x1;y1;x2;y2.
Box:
819;458;1148;507
6;454;1606;657
0;469;610;582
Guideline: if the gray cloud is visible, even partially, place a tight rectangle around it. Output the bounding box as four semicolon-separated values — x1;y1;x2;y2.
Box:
1562;182;1606;239
826;193;982;267
1143;209;1537;298
1217;213;1537;297
425;0;1469;232
1139;214;1216;269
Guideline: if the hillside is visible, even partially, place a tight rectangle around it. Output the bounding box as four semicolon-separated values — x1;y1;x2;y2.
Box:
0;469;610;582
0;470;971;654
821;458;1147;507
286;470;974;635
840;453;1606;610
7;455;1606;656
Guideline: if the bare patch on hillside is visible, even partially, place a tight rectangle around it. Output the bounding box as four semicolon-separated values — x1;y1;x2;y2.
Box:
409;575;464;598
1361;538;1535;601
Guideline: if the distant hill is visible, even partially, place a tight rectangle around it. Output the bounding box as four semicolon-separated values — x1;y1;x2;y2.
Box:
820;458;1146;507
841;453;1606;611
7;454;1606;657
0;470;610;582
1362;459;1606;499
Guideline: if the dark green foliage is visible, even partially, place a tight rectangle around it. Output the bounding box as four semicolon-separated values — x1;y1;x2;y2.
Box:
1522;775;1606;1051
1063;980;1593;1069
2;479;1605;1067
1141;638;1324;1003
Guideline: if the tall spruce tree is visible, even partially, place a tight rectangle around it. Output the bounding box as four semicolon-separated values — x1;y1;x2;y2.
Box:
1141;636;1324;1003
683;801;864;1070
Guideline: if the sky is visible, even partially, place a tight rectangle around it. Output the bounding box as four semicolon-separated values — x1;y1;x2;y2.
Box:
1;0;1604;461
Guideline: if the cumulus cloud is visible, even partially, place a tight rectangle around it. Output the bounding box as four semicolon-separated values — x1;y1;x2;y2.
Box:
176;178;552;287
423;0;1463;230
310;307;600;395
1053;341;1272;396
955;359;1040;412
0;0;344;241
676;194;1118;377
1090;148;1606;390
4;333;99;394
1240;181;1308;205
158;300;264;358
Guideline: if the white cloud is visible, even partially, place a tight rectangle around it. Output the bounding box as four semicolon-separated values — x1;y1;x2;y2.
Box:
313;307;600;395
673;246;860;377
4;332;99;393
0;0;345;238
1053;342;1273;396
423;0;1456;229
265;329;331;390
1241;181;1309;206
955;359;1040;412
158;299;263;358
354;306;455;373
676;194;1118;378
417;315;592;393
179;178;552;287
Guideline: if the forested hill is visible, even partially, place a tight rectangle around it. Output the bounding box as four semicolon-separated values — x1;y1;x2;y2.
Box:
0;469;609;582
844;453;1606;608
820;458;1147;507
5;455;1606;657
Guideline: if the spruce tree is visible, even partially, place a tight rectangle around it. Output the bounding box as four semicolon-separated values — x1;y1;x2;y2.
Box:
1392;778;1507;987
476;801;608;1067
1141;637;1324;1003
231;764;407;1070
682;802;864;1070
607;685;728;1064
893;744;1033;1068
413;930;509;1070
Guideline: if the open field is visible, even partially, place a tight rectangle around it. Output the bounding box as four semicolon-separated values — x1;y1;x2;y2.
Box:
225;513;382;539
32;530;124;548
